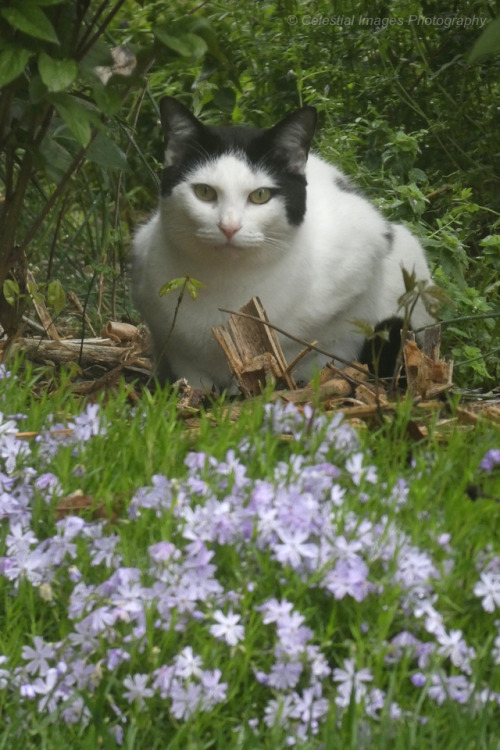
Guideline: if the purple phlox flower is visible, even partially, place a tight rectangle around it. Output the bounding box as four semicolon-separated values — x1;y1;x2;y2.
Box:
216;449;249;489
365;687;386;718
332;535;363;560
170;680;203;720
411;671;427;688
128;474;172;519
330;483;346;507
385;631;422;664
61;694;91;725
71;403;106;443
436;629;475;674
257;598;294;625
209;609;244;646
67;581;97;619
323;556;372;602
152;664;175;697
394;545;439;589
33;667;66;713
122;673;154;708
173;647;204;679
345;452;377;486
89;533;121;567
80;606;117;635
67;619;99;655
267;660;302;690
264;694;295;728
4;546;51;586
290;685;329;726
148;541;180;565
306;644;331;681
0;364;11;379
1;432;30;474
332;658;373;707
106;648;131;670
6;523;37;555
479;449;500;472
21;636;56;677
273;609;313;657
474;571;500;612
427;672;472;705
388;478;409;509
200;668;228;710
273;528;317;570
35;472;63;501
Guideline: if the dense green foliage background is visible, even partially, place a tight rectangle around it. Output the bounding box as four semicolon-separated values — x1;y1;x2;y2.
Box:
1;0;499;387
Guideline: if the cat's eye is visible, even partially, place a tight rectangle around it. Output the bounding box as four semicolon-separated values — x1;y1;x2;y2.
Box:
194;184;217;201
248;187;272;205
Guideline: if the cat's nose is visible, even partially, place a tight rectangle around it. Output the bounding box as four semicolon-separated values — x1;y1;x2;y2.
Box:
218;221;241;240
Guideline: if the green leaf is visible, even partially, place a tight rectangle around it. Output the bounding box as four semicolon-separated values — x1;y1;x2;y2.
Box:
3;279;20;307
468;17;500;62
50;93;91;146
47;280;66;315
185;278;204;300
93;84;121;117
87;134;128;171
38;52;78;92
154;27;208;59
159;277;189;296
0;46;32;87
1;3;59;44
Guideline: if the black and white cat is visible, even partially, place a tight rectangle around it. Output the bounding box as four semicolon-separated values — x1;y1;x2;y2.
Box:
131;97;432;389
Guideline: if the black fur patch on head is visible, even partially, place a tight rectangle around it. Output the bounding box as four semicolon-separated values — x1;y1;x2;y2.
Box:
158;97;317;226
359;316;404;379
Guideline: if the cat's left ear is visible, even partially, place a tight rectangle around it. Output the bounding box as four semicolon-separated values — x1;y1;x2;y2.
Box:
267;106;317;174
159;96;205;166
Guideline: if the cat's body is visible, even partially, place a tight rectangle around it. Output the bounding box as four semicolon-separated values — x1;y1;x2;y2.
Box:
132;98;432;389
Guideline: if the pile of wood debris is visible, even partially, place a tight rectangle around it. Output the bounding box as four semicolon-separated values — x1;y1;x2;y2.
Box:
2;293;499;433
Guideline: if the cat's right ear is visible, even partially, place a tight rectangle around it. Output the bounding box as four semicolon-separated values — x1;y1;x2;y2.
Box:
159;97;204;166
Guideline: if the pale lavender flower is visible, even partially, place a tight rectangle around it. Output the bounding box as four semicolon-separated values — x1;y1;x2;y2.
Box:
273;528;317;570
268;661;302;690
209;609;244;646
123;673;154;708
290;685;329;725
33;667;62;713
474;571;500;612
173;647;203;679
200;668;228;710
257;598;294;625
436;629;475;674
264;694;295;728
152;665;175;697
332;658;373;706
323;557;372;602
345;452;377;486
479;449;500;471
427;672;472;705
6;523;37;555
170;680;203;719
21;637;55;677
71;403;106;443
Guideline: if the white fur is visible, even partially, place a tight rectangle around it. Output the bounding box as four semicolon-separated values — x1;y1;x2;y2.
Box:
132;152;432;389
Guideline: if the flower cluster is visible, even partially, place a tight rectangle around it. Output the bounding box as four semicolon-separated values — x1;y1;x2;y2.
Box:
0;401;499;744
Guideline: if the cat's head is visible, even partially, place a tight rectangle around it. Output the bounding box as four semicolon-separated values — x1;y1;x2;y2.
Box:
158;97;317;256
